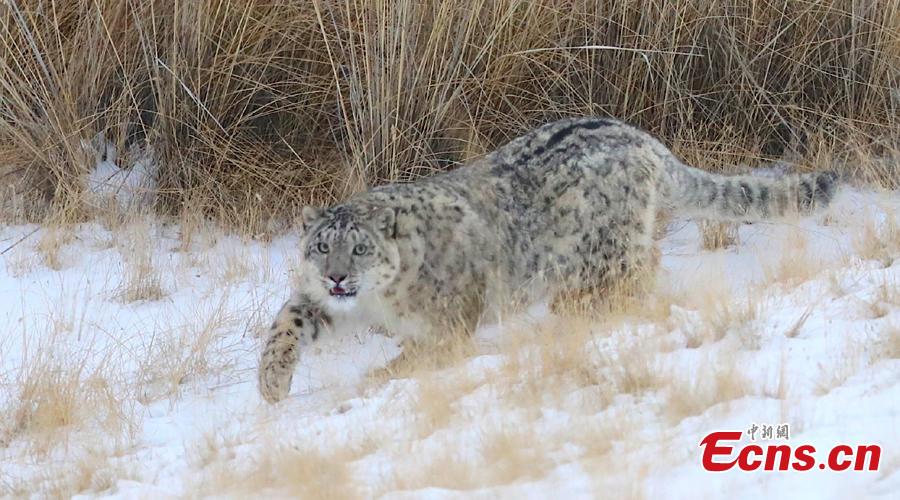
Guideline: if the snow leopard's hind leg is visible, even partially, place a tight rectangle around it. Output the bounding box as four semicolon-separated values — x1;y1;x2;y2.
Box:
550;193;659;315
258;293;330;403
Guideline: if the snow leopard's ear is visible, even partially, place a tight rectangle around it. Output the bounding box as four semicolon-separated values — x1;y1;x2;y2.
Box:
300;206;322;231
373;207;397;238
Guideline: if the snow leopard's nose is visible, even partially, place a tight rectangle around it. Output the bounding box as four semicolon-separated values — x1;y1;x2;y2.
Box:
328;274;347;285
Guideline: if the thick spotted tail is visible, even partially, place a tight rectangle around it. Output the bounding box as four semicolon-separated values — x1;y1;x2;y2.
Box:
660;159;839;221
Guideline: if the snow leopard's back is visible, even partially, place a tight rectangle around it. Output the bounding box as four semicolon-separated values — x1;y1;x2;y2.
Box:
355;116;837;301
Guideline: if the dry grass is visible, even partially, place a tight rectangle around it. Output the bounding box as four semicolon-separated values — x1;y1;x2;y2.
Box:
680;286;764;349
479;427;554;485
387;427;554;493
699;221;739;250
550;263;663;321
134;296;236;403
185;430;242;472
864;277;900;319
3;244;39;277
191;422;376;498
0;0;897;227
217;244;253;284
34;223;73;270
663;351;751;424
113;220;166;302
496;317;662;415
411;370;482;438
877;322;900;360
369;324;476;383
855;209;900;267
814;338;867;396
375;302;762;491
175;197;218;253
783;308;814;339
204;239;275;287
200;444;361;499
0;332;134;456
763;230;830;287
27;443;135;498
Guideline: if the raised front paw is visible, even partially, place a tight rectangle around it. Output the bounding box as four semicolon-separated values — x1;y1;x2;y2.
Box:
257;296;330;403
259;332;297;403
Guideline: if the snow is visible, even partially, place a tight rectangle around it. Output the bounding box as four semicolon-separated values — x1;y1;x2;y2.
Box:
1;187;899;498
82;133;158;212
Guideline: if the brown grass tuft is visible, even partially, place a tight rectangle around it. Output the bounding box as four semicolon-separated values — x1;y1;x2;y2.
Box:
877;322;900;360
201;444;360;499
865;277;900;319
113;221;166;302
134;300;234;404
814;338;866;396
681;288;764;349
0;336;134;456
34;224;73;270
763;230;829;287
388;427;553;492
663;351;752;424
855;210;900;268
369;324;476;383
699;221;739;250
37;444;135;498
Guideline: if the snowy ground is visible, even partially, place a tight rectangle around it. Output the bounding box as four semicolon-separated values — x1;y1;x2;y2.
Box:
1;187;899;498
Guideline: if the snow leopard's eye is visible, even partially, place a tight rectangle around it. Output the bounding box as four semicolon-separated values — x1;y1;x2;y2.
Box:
316;242;330;254
352;243;367;256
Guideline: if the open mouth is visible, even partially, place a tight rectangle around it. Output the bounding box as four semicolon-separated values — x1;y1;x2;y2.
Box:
329;287;357;298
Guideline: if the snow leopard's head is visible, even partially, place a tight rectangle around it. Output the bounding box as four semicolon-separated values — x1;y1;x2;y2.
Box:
299;204;401;310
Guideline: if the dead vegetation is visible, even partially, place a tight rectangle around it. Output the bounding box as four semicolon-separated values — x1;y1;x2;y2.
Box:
855;209;900;267
674;277;765;349
0;331;135;457
0;0;898;230
386;427;555;493
34;223;73;271
199;443;360;499
134;295;239;403
763;230;831;288
699;221;740;250
878;322;900;360
113;220;166;302
663;351;751;424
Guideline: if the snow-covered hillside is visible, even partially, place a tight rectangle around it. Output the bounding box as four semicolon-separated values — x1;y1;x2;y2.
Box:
1;188;898;498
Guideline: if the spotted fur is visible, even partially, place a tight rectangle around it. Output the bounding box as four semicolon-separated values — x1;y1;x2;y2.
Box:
259;117;838;402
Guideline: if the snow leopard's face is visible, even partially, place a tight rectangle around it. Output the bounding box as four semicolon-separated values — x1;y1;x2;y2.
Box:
300;205;401;310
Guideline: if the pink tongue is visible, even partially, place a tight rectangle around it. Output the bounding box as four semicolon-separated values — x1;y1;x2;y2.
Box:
333;287;345;294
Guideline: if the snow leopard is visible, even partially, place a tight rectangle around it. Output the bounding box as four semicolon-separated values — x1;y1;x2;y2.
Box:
258;117;838;403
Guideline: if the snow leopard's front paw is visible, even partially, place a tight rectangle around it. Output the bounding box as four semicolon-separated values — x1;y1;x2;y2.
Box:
258;295;329;404
259;329;299;403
